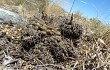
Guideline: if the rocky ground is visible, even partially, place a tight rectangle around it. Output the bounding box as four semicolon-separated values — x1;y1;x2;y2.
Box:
0;12;109;70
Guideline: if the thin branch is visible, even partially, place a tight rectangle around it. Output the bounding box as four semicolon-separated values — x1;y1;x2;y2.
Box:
68;0;76;16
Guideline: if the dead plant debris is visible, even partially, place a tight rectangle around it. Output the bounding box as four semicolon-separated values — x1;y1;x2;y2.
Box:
0;13;109;70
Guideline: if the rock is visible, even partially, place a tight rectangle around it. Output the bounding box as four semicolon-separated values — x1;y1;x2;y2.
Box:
0;8;27;24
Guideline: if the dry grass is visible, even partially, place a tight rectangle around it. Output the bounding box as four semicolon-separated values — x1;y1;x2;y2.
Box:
46;4;66;15
0;0;110;70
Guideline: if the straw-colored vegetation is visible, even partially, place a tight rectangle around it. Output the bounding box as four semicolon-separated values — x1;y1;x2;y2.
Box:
0;0;110;70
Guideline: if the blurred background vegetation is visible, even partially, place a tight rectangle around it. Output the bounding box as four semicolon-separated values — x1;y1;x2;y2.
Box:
0;0;66;15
